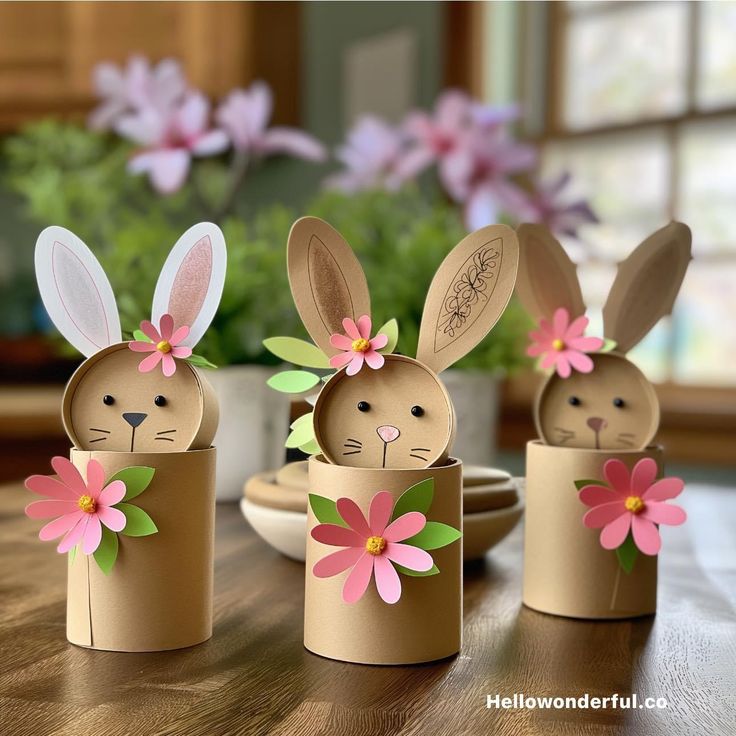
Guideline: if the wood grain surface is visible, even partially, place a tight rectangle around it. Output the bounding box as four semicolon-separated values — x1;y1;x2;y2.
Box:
1;481;734;736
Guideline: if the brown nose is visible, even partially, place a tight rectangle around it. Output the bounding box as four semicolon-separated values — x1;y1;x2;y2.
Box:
587;416;608;432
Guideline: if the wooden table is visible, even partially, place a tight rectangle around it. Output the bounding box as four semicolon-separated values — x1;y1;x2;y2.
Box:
1;481;734;736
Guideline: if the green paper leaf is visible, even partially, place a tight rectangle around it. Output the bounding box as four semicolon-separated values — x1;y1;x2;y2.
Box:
286;413;315;448
186;353;218;369
404;521;462;550
299;438;322;456
308;493;348;527
267;370;321;394
615;533;639;574
117;503;158;537
263;337;331;369
133;329;152;343
68;545;77;565
376;318;399;354
391;478;434;521
93;526;119;574
394;563;439;577
108;466;155;501
574;479;603;492
599;338;618;353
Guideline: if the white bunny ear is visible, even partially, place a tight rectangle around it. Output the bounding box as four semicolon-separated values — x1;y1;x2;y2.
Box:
151;222;227;348
35;226;121;357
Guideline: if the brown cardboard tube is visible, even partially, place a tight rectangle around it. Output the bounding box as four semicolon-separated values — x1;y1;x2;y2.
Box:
66;447;215;651
522;441;659;620
304;455;462;665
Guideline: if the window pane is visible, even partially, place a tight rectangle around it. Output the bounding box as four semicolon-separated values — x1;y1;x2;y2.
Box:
562;2;688;129
677;118;736;254
696;1;736;109
673;262;736;385
543;129;670;260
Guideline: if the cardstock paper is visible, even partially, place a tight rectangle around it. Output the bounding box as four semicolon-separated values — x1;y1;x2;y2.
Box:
263;336;332;369
304;455;462;665
267;370;321;394
522;441;659;620
66;447;216;651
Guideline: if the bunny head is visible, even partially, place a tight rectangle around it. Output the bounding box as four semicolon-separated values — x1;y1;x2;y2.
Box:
35;223;226;453
516;222;691;451
287;216;519;469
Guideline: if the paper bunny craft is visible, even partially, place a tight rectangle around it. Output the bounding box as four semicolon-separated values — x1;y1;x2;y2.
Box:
517;222;691;620
516;222;691;451
287;216;520;469
27;222;225;651
35;222;226;453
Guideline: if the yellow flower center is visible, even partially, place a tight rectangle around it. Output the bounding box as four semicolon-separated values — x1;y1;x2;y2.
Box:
365;536;387;555
78;494;96;514
552;338;565;351
625;496;645;514
351;338;371;353
156;340;172;353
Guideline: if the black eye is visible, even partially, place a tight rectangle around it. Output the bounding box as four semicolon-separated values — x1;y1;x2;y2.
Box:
568;396;581;406
357;401;370;412
154;395;167;407
410;405;424;417
613;397;625;408
102;395;115;406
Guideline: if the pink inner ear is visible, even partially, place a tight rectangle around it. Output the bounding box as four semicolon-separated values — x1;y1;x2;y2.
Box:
168;236;212;328
52;241;110;348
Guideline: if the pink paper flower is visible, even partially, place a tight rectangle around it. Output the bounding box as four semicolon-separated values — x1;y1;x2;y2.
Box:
517;172;598;238
527;307;604;378
580;459;686;555
329;315;388;375
215;81;325;161
25;457;127;555
129;313;192;377
89;56;187;131
118;92;229;194
312;491;433;604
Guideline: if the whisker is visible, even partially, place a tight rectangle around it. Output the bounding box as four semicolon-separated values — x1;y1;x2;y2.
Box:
557;436;573;445
346;438;363;445
343;442;362;448
89;428;110;434
554;426;575;435
617;439;634;447
156;429;177;435
618;432;635;438
154;437;175;442
89;437;108;443
410;454;428;461
411;448;431;452
342;450;361;456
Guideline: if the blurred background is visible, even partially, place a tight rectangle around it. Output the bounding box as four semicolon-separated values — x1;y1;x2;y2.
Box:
0;1;734;491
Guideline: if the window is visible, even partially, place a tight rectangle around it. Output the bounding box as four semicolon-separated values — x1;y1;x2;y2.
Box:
539;1;736;386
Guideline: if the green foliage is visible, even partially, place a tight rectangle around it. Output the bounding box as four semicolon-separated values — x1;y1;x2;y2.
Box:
308;494;348;527
4;122;530;372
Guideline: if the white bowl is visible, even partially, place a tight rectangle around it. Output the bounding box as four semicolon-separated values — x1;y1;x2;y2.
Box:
240;495;524;563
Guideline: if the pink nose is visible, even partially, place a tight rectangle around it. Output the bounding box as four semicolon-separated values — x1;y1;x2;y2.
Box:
376;425;401;443
587;416;608;432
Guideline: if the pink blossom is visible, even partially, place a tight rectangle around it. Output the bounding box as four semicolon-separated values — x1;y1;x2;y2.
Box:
527;307;604;378
25;457;126;555
329;315;388;375
324;117;421;193
118;92;229;194
518;172;598;238
403;89;520;182
129;313;192;377
580;459;686;555
312;491;433;604
215;82;325;161
89;56;187;131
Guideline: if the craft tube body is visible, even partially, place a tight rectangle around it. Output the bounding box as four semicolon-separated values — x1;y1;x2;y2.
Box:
523;440;659;619
305;455;463;665
66;447;216;651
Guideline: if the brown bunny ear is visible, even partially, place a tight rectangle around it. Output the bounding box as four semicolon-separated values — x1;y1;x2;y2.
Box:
417;224;519;374
515;223;586;321
287;217;371;357
603;222;691;354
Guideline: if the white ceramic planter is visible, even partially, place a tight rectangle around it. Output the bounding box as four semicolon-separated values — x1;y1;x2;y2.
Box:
207;365;290;501
441;369;500;467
